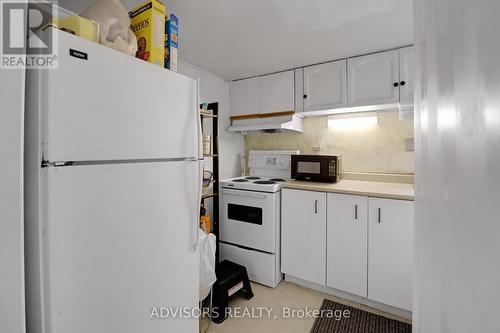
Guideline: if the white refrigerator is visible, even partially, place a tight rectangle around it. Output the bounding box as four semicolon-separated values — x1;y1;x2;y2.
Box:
25;29;202;333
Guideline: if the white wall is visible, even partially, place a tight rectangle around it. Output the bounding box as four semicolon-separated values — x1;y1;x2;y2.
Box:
246;112;414;173
0;70;26;332
414;0;500;332
178;59;245;221
178;59;245;179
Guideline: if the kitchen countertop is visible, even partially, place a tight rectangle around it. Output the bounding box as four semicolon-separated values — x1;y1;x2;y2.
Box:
282;179;414;201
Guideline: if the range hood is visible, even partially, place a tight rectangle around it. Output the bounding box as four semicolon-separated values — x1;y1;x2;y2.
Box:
228;112;304;135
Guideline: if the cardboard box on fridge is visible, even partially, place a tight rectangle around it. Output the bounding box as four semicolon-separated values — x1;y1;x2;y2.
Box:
164;13;178;71
129;0;165;66
52;15;99;43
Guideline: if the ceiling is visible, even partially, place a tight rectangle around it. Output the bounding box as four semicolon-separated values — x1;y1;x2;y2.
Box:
59;0;414;80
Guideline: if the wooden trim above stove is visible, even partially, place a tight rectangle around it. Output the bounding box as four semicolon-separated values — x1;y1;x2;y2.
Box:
230;111;295;122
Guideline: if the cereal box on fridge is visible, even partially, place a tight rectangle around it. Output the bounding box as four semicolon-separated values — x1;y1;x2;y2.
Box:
129;0;165;66
164;13;178;71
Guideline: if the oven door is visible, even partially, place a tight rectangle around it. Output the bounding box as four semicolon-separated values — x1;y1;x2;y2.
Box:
220;188;279;253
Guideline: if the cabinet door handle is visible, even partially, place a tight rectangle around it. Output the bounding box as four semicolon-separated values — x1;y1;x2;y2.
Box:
378;208;381;223
393;82;399;87
314;200;318;214
400;81;406;86
354;204;358;220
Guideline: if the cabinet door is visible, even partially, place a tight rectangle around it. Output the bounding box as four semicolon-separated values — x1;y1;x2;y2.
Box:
294;68;304;113
260;70;295;114
230;77;260;116
327;194;368;297
347;50;400;106
304;60;347;112
399;46;414;107
281;189;326;285
368;198;414;311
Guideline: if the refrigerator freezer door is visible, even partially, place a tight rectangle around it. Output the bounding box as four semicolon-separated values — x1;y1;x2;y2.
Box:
42;161;199;333
42;30;198;162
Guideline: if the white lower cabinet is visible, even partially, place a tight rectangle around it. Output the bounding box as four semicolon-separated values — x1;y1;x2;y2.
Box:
281;189;414;312
281;189;326;285
327;193;368;297
368;197;414;311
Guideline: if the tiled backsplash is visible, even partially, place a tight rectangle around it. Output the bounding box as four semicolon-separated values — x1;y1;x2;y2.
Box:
245;112;414;174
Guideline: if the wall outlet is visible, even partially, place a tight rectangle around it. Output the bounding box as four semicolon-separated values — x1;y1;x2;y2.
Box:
312;145;324;153
405;138;415;152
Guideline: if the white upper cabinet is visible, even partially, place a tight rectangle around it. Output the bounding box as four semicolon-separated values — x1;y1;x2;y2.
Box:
399;46;414;107
260;70;295;114
303;60;347;112
231;46;414;118
327;193;368;297
230;70;295;117
347;50;400;107
229;77;260;116
368;198;414;311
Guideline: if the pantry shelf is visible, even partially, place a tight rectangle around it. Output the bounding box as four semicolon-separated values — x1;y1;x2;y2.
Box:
199;102;220;266
201;192;218;199
200;110;218;118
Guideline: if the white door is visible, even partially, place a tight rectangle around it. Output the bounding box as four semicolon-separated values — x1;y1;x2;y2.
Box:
229;77;260;116
347;50;400;106
327;194;368;297
294;68;304;113
304;60;347;111
281;189;326;285
260;70;295;114
43;161;200;333
42;30;199;162
220;188;278;253
399;46;414;107
368;198;413;311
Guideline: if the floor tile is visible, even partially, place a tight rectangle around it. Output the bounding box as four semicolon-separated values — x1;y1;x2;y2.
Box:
201;281;411;333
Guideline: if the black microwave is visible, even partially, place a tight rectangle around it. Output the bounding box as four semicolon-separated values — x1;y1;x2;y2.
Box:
291;155;343;183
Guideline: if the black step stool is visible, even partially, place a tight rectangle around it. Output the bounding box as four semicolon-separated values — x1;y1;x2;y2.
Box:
211;260;254;323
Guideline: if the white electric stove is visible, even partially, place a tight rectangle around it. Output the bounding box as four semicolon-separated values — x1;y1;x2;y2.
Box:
220;176;286;193
219;150;299;287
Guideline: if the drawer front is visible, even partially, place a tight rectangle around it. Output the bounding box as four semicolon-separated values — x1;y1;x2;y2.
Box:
219;242;281;288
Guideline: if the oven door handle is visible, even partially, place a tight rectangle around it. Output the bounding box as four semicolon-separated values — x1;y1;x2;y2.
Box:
222;189;268;199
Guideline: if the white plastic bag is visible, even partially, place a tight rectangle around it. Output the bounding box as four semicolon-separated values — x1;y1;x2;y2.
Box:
80;0;137;56
199;229;217;300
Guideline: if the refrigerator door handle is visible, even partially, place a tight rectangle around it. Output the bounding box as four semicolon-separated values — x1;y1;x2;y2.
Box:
196;79;203;160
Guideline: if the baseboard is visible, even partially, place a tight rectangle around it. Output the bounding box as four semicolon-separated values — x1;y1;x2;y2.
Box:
284;274;412;321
